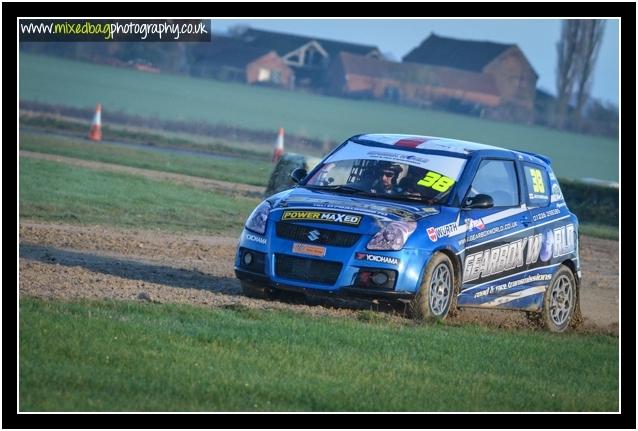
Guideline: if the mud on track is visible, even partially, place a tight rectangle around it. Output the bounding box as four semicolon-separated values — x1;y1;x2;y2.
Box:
19;222;619;334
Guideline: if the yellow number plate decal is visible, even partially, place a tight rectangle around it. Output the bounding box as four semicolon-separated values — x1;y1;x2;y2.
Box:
417;172;455;192
530;168;545;193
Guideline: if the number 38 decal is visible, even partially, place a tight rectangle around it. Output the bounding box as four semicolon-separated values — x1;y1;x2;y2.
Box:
530;168;545;193
417;171;455;192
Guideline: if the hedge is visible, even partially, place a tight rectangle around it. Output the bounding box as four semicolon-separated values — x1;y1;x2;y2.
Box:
559;179;619;227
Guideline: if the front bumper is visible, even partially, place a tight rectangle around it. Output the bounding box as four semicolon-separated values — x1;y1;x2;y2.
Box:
236;227;431;302
235;268;414;302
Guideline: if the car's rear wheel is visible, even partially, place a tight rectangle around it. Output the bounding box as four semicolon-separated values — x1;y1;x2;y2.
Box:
541;265;579;333
410;253;457;322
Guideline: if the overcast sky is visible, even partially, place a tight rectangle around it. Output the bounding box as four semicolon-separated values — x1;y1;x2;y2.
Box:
212;19;619;106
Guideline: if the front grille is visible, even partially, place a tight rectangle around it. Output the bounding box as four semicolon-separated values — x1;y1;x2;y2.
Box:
276;222;360;247
275;254;342;285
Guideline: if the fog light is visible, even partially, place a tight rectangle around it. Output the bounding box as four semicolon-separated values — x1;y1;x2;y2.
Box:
371;272;389;286
243;251;253;266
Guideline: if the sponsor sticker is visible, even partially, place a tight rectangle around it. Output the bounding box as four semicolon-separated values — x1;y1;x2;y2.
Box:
462;224;575;283
532;208;561;222
282;210;362;226
355;252;400;265
474;273;553;298
465;217;485;231
463;235;542;283
427;222;461;242
467;221;518;242
292;242;326;257
245;233;267;245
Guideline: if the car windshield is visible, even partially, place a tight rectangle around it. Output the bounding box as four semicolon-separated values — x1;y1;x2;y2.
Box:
304;142;467;204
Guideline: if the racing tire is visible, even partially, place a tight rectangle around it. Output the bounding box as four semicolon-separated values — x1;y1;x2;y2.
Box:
541;265;579;333
410;253;457;322
240;281;275;300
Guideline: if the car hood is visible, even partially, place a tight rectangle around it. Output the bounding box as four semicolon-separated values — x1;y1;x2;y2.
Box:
269;187;440;226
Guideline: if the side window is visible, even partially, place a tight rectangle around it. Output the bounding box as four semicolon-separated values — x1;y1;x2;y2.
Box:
466;159;519;207
523;163;550;207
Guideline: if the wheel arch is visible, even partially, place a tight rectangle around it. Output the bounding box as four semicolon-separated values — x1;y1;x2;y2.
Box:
560;259;580;289
430;247;463;296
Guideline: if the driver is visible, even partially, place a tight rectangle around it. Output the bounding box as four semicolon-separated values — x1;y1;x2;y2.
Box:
370;163;403;194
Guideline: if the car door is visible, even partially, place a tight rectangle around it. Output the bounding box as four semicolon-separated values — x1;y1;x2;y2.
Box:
457;158;534;306
521;161;573;268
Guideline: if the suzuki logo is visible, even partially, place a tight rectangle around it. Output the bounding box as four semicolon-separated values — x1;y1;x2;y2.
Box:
307;230;320;241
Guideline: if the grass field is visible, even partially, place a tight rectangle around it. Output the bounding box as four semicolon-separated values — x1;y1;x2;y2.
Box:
19;131;618;240
19;53;618;182
20;112;274;159
19;297;619;412
579;223;619;241
19;157;257;235
20;131;272;187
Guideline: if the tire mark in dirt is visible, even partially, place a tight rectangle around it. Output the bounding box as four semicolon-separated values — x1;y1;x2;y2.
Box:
20;150;265;200
18;221;619;334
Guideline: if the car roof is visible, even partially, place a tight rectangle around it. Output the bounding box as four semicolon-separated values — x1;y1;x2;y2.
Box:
350;133;551;166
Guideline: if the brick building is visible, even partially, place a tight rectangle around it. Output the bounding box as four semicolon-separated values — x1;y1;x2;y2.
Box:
190;36;294;88
236;28;382;88
327;52;501;114
403;33;538;123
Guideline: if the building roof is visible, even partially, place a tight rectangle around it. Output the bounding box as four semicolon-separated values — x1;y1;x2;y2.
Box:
238;28;380;58
402;33;515;72
338;52;500;98
190;35;274;69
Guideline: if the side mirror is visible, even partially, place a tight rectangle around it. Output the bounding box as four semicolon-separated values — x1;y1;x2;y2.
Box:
464;194;494;209
290;168;307;184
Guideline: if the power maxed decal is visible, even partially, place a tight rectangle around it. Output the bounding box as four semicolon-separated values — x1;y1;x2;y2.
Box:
280;196;439;221
282;210;362;226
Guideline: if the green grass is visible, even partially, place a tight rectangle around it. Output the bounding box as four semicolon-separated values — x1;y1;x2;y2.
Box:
580;223;619;241
19;157;257;234
19;297;619;412
20;131;272;187
19;53;618;181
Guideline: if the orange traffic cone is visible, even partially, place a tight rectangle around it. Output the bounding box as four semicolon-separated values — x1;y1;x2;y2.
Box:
273;127;284;162
88;103;102;141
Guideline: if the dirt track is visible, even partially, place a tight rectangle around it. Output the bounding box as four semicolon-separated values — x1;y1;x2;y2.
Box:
19;221;619;335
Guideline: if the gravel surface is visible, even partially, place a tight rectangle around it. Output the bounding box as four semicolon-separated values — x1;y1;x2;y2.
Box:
18;222;619;334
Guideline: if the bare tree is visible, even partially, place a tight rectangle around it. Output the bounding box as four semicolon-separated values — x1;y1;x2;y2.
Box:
573;20;606;127
555;20;581;129
555;19;606;130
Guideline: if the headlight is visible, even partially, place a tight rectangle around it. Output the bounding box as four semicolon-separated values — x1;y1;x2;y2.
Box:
245;201;271;234
367;221;416;251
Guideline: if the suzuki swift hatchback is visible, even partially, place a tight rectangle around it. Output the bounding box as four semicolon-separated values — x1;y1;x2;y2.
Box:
235;134;581;332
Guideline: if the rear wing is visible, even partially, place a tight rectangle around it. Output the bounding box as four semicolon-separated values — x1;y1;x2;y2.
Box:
516;150;552;166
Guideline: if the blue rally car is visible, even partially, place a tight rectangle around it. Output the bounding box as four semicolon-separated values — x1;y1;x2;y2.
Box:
235;134;581;332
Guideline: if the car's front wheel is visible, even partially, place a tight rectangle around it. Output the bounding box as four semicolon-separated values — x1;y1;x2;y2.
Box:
410;253;457;322
541;265;579;333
